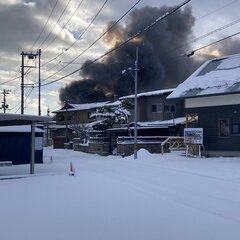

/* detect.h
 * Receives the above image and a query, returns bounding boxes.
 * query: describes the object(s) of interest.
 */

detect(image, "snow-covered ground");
[1,148,240,240]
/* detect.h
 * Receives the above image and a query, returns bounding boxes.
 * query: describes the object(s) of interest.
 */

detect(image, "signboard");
[184,128,203,145]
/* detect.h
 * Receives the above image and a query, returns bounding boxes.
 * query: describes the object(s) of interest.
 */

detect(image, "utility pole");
[0,89,11,113]
[122,47,139,159]
[38,49,41,116]
[46,106,50,146]
[133,47,139,160]
[20,50,40,114]
[21,51,24,114]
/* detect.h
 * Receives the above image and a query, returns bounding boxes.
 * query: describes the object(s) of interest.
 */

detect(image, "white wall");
[185,94,240,108]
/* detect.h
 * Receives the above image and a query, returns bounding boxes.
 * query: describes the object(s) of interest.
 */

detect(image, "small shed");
[0,125,44,165]
[0,113,52,174]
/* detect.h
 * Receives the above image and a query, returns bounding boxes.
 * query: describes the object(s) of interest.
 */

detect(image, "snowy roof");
[168,53,240,99]
[119,88,175,100]
[129,117,187,128]
[0,125,44,133]
[52,102,110,113]
[0,113,52,123]
[105,100,122,107]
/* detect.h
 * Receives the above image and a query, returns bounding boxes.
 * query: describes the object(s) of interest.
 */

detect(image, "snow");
[168,53,240,99]
[0,125,44,133]
[137,117,187,127]
[1,148,240,240]
[120,88,175,100]
[53,102,110,113]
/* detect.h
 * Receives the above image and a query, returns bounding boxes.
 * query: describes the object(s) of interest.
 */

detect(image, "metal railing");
[117,136,169,144]
[161,136,185,154]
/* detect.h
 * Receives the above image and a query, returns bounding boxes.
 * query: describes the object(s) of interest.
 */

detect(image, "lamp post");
[122,47,139,159]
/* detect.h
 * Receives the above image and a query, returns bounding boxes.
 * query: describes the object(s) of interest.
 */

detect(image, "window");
[232,123,240,135]
[164,104,176,113]
[151,104,162,113]
[67,115,74,121]
[57,115,64,121]
[219,119,230,137]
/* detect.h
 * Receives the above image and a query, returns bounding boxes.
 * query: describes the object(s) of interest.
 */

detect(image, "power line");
[42,0,85,51]
[165,30,240,64]
[165,16,240,57]
[24,0,109,81]
[190,30,240,54]
[41,0,142,83]
[38,0,73,49]
[28,0,238,81]
[41,0,191,87]
[30,0,59,51]
[41,0,109,70]
[197,0,239,20]
[0,72,20,86]
[14,87,34,113]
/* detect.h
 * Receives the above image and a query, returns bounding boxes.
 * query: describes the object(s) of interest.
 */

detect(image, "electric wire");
[14,87,34,113]
[164,29,240,65]
[0,72,20,86]
[37,0,73,49]
[23,0,109,81]
[41,0,142,83]
[165,16,240,57]
[197,0,239,20]
[41,0,191,87]
[30,0,59,51]
[13,0,240,85]
[42,0,85,51]
[190,30,240,54]
[41,0,239,79]
[41,0,109,70]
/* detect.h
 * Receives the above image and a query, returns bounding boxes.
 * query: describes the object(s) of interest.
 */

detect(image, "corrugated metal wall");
[0,132,43,165]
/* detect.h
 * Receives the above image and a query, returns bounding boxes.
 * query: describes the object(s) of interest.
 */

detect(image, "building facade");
[168,53,240,156]
[120,88,185,123]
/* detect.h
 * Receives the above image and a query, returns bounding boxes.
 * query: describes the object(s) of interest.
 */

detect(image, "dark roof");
[0,113,52,126]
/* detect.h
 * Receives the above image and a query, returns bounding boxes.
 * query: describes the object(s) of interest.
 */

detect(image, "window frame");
[151,103,162,113]
[164,104,176,113]
[231,123,240,135]
[219,119,230,137]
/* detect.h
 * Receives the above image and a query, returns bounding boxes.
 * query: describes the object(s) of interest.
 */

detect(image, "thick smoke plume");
[59,5,237,104]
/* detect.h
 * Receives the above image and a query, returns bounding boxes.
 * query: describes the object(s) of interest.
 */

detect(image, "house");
[52,101,110,125]
[168,53,240,156]
[51,101,110,148]
[120,88,184,123]
[52,90,185,153]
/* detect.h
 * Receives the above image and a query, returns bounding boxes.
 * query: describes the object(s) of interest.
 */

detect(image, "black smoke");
[59,4,236,104]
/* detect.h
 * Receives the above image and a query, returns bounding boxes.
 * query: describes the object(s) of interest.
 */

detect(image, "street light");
[122,47,139,159]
